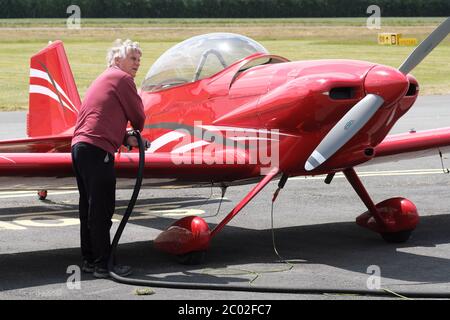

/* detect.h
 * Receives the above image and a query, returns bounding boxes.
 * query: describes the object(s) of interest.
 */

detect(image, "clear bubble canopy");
[142,33,269,92]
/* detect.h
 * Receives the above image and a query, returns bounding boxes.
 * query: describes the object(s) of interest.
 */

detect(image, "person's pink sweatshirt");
[72,67,145,154]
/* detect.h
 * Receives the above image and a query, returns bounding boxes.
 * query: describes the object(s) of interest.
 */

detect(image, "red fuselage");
[140,53,418,178]
[0,53,419,190]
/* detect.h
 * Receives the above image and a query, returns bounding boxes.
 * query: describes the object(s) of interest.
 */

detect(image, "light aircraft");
[1,18,450,263]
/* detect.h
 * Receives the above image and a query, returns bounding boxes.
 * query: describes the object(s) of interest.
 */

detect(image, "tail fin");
[27,40,81,137]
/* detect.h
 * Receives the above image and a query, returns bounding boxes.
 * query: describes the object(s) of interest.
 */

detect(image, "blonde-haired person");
[71,39,150,278]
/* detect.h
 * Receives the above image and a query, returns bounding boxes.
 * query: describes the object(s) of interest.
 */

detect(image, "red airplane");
[1,18,450,263]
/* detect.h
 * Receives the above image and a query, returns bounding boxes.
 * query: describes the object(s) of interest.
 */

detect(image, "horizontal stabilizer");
[0,135,72,153]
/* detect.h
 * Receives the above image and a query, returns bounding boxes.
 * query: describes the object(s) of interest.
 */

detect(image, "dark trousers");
[71,142,116,268]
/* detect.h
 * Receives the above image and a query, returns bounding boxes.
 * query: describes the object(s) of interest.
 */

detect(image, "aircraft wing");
[370,127,450,165]
[0,150,258,190]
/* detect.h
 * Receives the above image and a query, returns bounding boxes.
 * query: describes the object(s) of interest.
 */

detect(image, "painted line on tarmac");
[0,168,445,230]
[289,168,445,181]
[0,191,33,195]
[0,203,206,230]
[0,191,78,199]
[0,200,207,220]
[0,169,445,199]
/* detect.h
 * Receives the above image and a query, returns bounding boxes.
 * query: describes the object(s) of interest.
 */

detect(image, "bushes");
[0,0,449,18]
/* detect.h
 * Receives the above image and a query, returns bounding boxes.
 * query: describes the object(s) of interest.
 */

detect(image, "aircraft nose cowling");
[364,66,409,103]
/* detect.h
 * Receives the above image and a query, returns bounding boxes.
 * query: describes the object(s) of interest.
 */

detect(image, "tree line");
[1,0,449,18]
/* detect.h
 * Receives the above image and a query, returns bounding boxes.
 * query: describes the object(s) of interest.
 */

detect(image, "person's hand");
[125,135,151,150]
[126,135,139,148]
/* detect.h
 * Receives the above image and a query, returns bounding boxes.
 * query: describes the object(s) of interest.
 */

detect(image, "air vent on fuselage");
[406,83,417,96]
[329,87,356,100]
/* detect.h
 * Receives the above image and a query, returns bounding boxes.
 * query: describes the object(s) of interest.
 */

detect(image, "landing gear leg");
[154,168,280,263]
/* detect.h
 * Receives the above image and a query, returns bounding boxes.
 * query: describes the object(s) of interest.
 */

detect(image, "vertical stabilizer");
[28,41,81,137]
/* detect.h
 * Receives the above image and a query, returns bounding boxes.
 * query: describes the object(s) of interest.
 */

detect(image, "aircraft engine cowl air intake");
[304,65,410,172]
[364,66,409,104]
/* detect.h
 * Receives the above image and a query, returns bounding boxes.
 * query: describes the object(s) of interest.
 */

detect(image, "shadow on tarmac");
[1,207,450,292]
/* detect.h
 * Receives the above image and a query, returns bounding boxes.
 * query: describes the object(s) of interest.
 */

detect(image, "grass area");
[1,18,449,111]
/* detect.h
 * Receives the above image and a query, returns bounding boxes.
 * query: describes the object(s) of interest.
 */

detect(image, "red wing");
[370,127,450,165]
[0,135,73,153]
[0,152,256,184]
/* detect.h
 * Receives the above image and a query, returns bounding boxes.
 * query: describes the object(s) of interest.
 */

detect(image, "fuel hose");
[107,131,450,299]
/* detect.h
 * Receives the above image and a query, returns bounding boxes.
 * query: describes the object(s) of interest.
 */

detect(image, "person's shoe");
[81,260,95,273]
[93,265,132,279]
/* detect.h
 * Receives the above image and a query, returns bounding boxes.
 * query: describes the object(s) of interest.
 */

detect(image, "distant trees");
[1,0,449,18]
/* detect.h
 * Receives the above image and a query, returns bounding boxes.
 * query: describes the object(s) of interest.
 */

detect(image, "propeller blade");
[399,17,450,75]
[305,94,384,171]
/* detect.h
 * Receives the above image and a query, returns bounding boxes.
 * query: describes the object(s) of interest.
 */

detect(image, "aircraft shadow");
[0,196,224,216]
[1,213,450,292]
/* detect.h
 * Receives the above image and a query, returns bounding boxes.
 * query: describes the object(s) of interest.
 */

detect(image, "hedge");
[0,0,449,18]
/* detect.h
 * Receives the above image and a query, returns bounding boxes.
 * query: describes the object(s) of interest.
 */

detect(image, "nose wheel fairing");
[356,197,419,239]
[153,216,211,255]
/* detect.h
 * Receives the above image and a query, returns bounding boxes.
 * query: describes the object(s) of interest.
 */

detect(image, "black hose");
[108,130,145,278]
[107,131,450,299]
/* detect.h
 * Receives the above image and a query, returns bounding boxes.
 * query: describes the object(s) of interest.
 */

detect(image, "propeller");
[399,17,450,75]
[305,94,384,171]
[305,17,450,171]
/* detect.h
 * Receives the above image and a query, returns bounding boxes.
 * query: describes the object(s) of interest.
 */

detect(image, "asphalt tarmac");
[1,95,450,301]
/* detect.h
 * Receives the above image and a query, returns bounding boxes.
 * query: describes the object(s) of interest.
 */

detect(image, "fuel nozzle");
[124,130,151,151]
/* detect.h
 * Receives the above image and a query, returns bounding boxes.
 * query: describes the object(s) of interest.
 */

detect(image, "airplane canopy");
[142,33,269,92]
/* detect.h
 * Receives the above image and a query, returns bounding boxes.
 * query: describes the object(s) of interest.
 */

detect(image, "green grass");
[1,18,449,111]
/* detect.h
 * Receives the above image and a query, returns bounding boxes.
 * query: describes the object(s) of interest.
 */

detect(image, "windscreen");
[142,33,269,92]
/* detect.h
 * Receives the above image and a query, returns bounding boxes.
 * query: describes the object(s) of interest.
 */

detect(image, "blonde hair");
[106,39,142,67]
